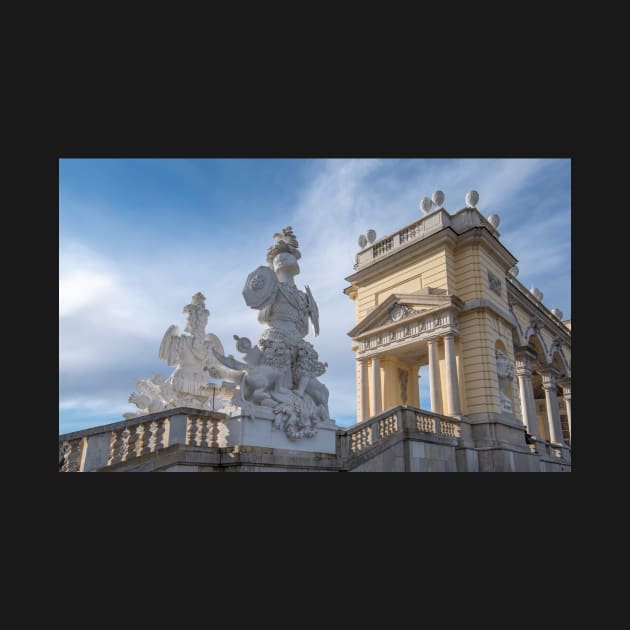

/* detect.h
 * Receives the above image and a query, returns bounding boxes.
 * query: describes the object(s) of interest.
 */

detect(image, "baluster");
[137,423,153,457]
[207,420,218,447]
[368,421,377,445]
[108,430,125,466]
[155,419,168,450]
[186,416,198,446]
[198,418,210,447]
[216,421,228,448]
[118,428,131,461]
[70,438,84,471]
[59,443,68,471]
[124,425,142,460]
[59,439,83,472]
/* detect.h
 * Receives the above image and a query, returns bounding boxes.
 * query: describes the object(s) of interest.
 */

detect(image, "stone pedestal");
[225,407,339,454]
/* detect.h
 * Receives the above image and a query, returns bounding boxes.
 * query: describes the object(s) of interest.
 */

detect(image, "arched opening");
[551,351,571,444]
[527,335,550,442]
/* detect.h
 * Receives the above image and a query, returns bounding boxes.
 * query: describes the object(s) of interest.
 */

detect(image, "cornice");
[507,279,571,344]
[455,227,518,270]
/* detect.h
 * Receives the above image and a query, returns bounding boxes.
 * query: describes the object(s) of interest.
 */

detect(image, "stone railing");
[536,440,569,460]
[355,208,499,269]
[59,408,227,472]
[524,436,570,462]
[344,409,403,456]
[414,411,461,439]
[356,212,450,268]
[337,406,461,462]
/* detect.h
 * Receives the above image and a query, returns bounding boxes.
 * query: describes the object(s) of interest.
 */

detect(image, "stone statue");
[123,375,174,419]
[496,349,515,414]
[213,226,331,440]
[124,292,234,419]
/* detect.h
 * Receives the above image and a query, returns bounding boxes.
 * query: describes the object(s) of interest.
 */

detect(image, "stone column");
[359,358,370,421]
[427,338,442,414]
[370,355,382,417]
[515,354,540,440]
[559,379,571,442]
[541,371,564,445]
[443,333,461,416]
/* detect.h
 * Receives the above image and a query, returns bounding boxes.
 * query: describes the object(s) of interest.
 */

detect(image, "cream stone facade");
[344,197,571,471]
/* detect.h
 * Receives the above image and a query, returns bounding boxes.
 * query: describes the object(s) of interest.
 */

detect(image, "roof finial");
[431,190,445,209]
[465,190,479,208]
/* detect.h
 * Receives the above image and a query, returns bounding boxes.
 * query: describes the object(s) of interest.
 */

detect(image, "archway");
[550,351,571,444]
[526,335,550,442]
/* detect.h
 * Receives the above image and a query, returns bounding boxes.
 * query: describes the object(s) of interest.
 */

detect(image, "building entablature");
[348,292,463,357]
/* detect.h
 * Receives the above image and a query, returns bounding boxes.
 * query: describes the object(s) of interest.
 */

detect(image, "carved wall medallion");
[488,271,502,296]
[389,303,424,323]
[390,304,407,321]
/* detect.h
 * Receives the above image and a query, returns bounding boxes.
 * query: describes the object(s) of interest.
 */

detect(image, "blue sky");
[59,158,571,434]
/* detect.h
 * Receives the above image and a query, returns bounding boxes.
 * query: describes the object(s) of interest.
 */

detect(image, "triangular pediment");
[348,291,457,338]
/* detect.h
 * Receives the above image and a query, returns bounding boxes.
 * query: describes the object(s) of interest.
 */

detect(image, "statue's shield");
[243,266,278,309]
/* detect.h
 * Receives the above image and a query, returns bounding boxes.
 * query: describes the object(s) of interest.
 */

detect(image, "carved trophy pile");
[212,226,330,440]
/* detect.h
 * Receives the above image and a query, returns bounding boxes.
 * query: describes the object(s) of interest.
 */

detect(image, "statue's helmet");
[272,251,300,276]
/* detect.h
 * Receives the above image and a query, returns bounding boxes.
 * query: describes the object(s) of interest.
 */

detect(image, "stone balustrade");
[337,406,461,461]
[355,208,498,269]
[414,411,461,438]
[59,408,227,472]
[58,404,571,471]
[61,405,461,471]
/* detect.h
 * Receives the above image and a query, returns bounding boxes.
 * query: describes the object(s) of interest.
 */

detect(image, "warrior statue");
[214,226,331,440]
[124,292,235,418]
[496,349,515,414]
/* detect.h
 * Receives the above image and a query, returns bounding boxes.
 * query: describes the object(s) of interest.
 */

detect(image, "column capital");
[426,336,440,346]
[515,355,533,376]
[557,378,571,393]
[541,371,557,390]
[442,331,455,340]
